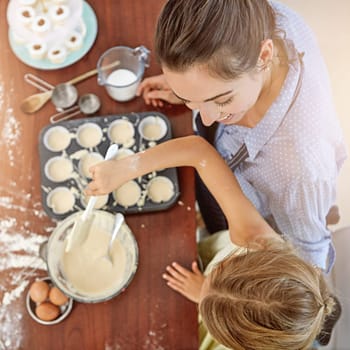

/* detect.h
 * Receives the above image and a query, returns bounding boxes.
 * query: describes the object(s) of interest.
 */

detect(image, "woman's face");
[163,65,265,127]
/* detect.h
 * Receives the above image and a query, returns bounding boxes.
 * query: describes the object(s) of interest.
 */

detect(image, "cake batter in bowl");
[40,210,138,303]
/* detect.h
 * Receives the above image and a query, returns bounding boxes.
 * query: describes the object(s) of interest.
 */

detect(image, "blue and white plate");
[8,1,98,70]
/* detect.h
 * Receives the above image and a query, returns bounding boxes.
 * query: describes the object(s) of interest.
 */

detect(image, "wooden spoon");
[20,60,120,114]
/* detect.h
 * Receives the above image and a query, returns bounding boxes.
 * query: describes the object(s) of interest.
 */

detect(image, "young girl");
[136,0,347,273]
[86,135,335,350]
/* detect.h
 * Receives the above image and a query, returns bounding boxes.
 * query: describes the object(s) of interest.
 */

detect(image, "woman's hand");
[162,261,205,303]
[136,74,183,107]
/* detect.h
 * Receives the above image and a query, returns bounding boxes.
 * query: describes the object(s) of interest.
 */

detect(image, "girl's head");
[199,241,334,350]
[155,0,285,126]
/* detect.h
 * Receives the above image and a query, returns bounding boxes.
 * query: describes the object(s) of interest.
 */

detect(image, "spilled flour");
[0,76,55,349]
[0,190,51,350]
[0,81,22,168]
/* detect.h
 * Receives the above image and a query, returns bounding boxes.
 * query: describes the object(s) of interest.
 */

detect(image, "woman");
[85,135,335,350]
[136,0,347,273]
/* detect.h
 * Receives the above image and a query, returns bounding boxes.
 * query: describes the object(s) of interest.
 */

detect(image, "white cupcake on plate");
[65,30,83,51]
[17,6,36,26]
[49,5,70,24]
[31,15,51,34]
[27,42,47,60]
[47,46,67,64]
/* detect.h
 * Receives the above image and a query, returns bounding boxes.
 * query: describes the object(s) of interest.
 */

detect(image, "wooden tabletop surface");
[0,1,198,349]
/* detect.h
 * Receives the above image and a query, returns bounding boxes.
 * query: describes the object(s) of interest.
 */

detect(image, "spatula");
[65,144,119,252]
[101,212,124,264]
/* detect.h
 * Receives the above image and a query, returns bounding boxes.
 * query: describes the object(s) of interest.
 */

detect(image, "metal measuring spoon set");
[24,74,101,123]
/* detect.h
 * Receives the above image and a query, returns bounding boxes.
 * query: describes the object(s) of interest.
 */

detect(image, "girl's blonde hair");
[155,0,283,79]
[199,240,335,350]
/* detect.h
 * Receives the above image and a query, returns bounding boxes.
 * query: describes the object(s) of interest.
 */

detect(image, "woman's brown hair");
[199,240,335,350]
[155,0,281,79]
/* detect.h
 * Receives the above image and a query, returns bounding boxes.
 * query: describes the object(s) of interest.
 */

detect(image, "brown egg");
[49,286,69,306]
[35,302,60,321]
[29,280,50,303]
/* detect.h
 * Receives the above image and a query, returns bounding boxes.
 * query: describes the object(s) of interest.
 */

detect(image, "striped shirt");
[215,1,347,272]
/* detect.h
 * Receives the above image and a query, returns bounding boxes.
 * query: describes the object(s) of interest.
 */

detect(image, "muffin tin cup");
[46,186,75,214]
[39,112,180,220]
[138,115,168,141]
[43,125,72,152]
[107,119,135,148]
[78,152,104,178]
[76,122,103,148]
[44,156,74,183]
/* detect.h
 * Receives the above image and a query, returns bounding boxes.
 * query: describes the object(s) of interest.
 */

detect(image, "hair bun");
[324,296,335,316]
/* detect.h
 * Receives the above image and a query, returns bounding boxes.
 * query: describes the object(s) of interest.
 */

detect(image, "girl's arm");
[86,135,276,246]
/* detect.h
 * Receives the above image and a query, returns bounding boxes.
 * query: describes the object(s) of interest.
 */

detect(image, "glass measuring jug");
[97,46,150,102]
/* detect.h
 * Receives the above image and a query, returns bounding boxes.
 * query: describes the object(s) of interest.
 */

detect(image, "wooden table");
[0,1,198,349]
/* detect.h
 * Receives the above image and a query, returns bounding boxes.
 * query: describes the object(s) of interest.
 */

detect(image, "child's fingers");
[86,180,99,192]
[165,265,187,282]
[162,273,178,285]
[162,273,188,294]
[151,99,159,107]
[170,262,193,277]
[85,180,109,196]
[166,281,188,294]
[191,261,202,275]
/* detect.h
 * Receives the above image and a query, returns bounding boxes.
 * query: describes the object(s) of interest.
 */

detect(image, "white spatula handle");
[83,144,119,219]
[104,144,119,161]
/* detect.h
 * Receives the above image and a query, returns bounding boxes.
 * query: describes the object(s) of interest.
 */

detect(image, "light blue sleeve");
[269,177,336,272]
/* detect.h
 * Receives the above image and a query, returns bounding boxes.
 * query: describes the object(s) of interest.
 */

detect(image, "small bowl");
[26,277,73,325]
[138,115,167,141]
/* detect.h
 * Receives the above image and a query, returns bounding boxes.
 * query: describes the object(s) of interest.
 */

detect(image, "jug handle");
[134,46,150,68]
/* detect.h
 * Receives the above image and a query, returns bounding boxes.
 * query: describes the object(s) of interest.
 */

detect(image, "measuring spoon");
[20,60,120,114]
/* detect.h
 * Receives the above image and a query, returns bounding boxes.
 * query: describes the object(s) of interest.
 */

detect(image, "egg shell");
[35,302,60,321]
[29,280,50,303]
[49,286,69,306]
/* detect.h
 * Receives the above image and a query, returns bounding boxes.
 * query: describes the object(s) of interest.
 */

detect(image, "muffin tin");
[38,111,180,220]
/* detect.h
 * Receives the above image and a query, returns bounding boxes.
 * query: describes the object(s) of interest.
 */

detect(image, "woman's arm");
[86,135,276,246]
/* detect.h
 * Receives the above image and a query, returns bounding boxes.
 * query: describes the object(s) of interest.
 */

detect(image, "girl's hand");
[136,74,183,107]
[162,261,205,303]
[85,160,123,196]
